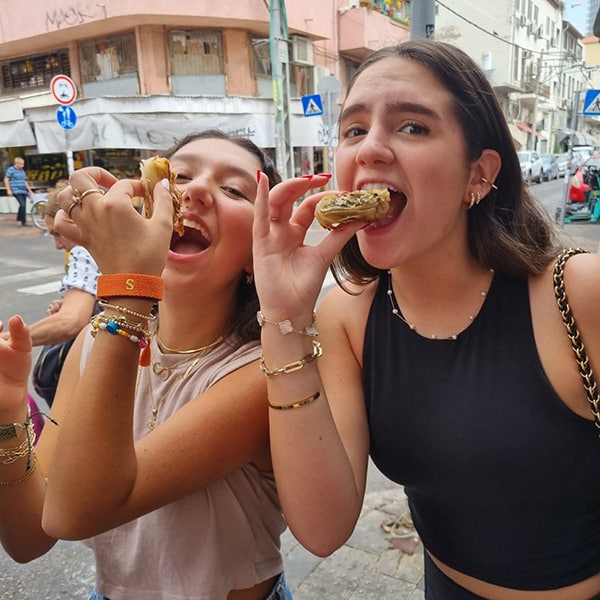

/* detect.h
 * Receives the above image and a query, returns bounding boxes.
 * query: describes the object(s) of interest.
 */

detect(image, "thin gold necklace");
[386,269,494,341]
[145,333,224,431]
[156,334,224,355]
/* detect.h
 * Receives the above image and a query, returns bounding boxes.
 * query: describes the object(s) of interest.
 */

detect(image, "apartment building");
[435,0,592,152]
[0,0,410,189]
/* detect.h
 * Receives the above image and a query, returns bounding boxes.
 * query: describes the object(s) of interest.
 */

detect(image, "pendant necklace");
[145,332,224,431]
[386,269,494,341]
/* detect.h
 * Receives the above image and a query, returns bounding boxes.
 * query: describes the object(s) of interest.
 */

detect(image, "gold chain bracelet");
[259,341,323,378]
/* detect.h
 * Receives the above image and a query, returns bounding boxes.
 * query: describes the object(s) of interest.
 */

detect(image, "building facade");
[0,0,410,190]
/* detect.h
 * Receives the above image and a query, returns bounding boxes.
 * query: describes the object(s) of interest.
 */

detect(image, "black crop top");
[363,273,600,590]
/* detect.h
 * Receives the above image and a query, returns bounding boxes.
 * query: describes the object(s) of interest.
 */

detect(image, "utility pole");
[529,51,543,151]
[269,0,294,179]
[410,0,435,39]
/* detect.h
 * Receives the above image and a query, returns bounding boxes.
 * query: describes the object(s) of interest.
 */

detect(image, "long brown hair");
[332,40,561,288]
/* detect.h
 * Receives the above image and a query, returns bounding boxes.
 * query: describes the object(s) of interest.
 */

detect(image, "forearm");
[262,326,365,556]
[43,315,144,539]
[28,313,87,346]
[0,415,57,561]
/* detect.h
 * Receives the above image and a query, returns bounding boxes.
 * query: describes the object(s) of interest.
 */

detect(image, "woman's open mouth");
[170,220,211,255]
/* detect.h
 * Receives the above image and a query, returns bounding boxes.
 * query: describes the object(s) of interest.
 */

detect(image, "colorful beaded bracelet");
[91,317,149,349]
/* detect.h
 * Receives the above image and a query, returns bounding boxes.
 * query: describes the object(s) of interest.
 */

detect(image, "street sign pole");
[317,76,341,188]
[65,130,74,176]
[50,74,78,178]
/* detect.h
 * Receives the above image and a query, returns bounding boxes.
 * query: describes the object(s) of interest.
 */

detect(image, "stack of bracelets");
[256,310,323,411]
[93,273,164,366]
[0,410,38,485]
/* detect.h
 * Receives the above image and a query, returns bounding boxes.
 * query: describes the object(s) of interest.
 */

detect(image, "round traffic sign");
[50,74,77,105]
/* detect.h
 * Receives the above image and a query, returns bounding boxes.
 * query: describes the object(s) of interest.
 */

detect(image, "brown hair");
[331,40,561,288]
[43,180,70,218]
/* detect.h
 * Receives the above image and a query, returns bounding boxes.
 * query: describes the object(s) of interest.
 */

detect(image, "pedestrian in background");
[253,39,600,599]
[3,157,34,226]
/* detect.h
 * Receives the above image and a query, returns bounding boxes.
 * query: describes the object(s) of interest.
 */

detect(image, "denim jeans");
[89,571,294,600]
[13,193,27,225]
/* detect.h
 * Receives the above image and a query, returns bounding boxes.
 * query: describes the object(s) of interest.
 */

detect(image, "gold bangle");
[259,341,323,378]
[269,392,320,410]
[0,455,38,486]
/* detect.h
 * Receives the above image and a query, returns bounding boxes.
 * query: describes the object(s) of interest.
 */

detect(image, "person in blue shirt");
[3,157,34,226]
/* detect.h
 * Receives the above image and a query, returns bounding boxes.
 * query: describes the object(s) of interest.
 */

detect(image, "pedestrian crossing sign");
[301,94,323,117]
[583,89,600,116]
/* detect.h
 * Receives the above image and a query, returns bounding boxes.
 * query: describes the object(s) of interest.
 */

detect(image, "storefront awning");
[556,129,600,147]
[0,119,36,147]
[24,96,336,152]
[516,122,533,133]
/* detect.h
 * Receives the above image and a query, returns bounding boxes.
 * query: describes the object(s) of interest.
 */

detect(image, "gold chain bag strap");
[553,247,600,432]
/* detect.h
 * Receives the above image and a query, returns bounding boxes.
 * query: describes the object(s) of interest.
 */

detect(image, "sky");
[563,0,588,35]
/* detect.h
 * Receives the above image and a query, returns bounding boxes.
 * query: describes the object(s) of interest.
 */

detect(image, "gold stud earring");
[246,272,254,285]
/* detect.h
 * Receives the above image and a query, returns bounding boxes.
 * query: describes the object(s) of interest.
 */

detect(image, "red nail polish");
[319,173,333,180]
[300,174,314,179]
[257,170,261,183]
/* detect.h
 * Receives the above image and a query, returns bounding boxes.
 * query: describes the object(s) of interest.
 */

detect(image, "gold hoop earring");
[476,190,482,205]
[467,191,476,210]
[481,177,498,190]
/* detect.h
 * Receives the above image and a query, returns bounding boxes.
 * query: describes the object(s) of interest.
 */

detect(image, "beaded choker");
[386,269,494,341]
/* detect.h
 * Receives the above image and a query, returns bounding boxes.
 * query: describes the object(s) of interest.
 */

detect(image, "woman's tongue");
[171,240,207,255]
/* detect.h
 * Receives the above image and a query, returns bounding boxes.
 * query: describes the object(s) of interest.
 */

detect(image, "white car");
[518,150,543,183]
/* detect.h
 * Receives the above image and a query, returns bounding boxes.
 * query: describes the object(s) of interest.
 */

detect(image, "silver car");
[517,150,543,183]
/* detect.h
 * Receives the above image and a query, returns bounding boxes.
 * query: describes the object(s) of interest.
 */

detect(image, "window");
[1,50,70,92]
[251,37,272,78]
[170,30,224,76]
[80,34,137,82]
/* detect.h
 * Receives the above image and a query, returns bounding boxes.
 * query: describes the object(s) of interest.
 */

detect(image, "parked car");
[568,154,600,202]
[540,153,559,181]
[517,150,543,183]
[553,152,571,177]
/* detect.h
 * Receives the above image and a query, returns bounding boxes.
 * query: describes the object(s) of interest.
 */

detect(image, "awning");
[0,119,36,147]
[516,122,533,133]
[25,95,337,152]
[556,129,600,147]
[508,123,525,149]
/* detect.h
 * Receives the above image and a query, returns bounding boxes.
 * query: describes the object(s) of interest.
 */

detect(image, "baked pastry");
[139,156,184,236]
[315,188,391,230]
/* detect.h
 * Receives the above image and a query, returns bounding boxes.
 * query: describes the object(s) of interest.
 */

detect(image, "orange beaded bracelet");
[97,273,164,301]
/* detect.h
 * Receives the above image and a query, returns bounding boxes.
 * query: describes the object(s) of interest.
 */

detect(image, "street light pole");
[269,0,295,179]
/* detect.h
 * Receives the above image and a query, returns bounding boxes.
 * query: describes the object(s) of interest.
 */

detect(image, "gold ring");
[79,188,105,201]
[67,198,81,218]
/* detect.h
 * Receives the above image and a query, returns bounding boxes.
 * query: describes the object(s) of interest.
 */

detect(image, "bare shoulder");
[318,279,379,366]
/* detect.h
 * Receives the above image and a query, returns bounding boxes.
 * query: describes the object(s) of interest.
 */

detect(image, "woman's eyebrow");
[340,100,440,122]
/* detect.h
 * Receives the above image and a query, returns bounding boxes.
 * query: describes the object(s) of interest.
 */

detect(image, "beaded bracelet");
[90,315,150,349]
[98,300,156,322]
[259,341,323,378]
[97,273,164,301]
[257,311,318,337]
[268,391,320,410]
[0,455,39,486]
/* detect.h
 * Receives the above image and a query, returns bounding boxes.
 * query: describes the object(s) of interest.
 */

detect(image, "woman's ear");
[470,149,501,189]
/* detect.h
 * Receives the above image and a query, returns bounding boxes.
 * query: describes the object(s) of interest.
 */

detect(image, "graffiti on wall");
[46,3,107,31]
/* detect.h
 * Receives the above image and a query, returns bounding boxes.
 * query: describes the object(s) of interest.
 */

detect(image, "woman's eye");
[342,126,367,139]
[222,186,249,201]
[400,122,428,135]
[174,174,192,183]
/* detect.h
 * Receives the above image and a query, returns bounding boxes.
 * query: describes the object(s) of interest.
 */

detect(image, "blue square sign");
[583,89,600,116]
[301,94,323,117]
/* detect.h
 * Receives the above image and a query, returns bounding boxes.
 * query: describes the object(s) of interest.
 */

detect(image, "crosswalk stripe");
[17,281,61,295]
[0,266,64,285]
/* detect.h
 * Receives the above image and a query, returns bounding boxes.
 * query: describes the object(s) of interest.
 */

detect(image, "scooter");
[563,164,600,223]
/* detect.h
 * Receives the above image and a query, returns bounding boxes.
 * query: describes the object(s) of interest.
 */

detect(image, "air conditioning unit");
[536,27,544,39]
[519,15,527,27]
[291,36,314,65]
[526,23,533,36]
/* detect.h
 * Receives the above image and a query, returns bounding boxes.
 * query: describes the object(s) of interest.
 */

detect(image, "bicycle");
[30,198,48,231]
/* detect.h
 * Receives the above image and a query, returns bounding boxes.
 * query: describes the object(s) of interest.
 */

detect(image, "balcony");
[338,4,410,62]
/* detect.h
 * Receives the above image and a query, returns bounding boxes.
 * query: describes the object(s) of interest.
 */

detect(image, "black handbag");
[32,338,75,407]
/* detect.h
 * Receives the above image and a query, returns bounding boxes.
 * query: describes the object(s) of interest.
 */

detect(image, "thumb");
[7,315,32,353]
[151,178,176,230]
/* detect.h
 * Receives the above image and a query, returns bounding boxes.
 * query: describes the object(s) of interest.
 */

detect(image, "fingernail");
[257,170,262,183]
[300,174,314,179]
[319,173,333,180]
[160,178,170,190]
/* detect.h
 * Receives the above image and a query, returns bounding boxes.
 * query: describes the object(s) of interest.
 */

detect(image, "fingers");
[5,315,32,353]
